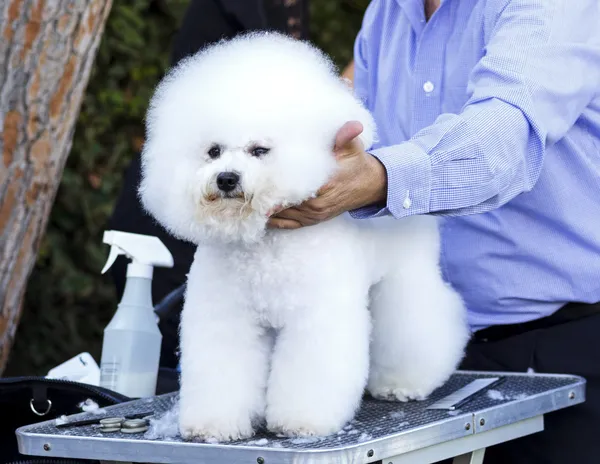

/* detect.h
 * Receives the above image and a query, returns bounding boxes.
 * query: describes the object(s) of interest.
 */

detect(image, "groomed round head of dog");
[139,32,376,244]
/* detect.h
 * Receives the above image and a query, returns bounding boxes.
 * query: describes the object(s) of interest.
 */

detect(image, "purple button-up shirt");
[350,0,600,331]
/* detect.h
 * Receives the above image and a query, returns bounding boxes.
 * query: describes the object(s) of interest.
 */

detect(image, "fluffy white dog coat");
[139,32,470,441]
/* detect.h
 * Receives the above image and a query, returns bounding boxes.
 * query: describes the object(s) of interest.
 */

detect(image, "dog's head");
[139,32,376,244]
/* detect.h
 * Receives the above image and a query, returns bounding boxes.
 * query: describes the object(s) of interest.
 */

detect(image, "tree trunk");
[0,0,113,374]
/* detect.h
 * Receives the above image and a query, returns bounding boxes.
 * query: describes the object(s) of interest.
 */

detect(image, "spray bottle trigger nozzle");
[101,230,173,277]
[101,246,123,274]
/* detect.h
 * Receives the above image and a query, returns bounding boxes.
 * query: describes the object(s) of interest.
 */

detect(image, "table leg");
[452,448,486,464]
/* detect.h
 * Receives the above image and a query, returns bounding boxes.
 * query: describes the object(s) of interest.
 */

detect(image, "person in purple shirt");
[269,0,600,462]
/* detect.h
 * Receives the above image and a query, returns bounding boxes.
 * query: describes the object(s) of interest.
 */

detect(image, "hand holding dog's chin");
[267,125,388,230]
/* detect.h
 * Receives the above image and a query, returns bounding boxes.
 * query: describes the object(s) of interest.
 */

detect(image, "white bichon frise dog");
[139,32,469,441]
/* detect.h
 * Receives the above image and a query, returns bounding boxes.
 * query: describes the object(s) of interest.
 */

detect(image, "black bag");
[1,286,184,464]
[0,366,181,464]
[0,368,181,464]
[0,376,130,464]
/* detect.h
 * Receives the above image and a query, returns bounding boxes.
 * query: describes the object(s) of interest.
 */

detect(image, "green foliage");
[5,0,369,376]
[310,0,370,68]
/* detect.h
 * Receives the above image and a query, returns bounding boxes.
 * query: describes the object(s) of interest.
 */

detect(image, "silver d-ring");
[30,398,52,416]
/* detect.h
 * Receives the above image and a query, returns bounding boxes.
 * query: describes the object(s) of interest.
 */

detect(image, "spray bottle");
[99,230,174,398]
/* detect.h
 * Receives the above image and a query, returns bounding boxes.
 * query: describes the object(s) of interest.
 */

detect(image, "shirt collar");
[395,0,448,33]
[395,0,426,33]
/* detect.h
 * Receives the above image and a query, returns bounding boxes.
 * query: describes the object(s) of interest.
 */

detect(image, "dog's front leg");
[266,286,371,437]
[178,257,270,442]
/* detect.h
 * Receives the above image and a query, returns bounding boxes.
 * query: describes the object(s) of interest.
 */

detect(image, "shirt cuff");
[349,142,432,219]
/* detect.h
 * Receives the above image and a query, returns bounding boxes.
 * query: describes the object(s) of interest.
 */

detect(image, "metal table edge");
[15,373,587,464]
[470,376,586,433]
[16,415,475,464]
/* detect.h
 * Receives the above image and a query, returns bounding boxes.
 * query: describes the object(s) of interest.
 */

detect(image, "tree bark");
[0,0,113,374]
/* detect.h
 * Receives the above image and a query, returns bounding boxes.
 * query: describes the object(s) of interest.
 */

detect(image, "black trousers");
[438,312,600,463]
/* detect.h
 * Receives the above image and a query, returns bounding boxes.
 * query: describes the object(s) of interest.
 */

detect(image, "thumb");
[334,120,364,152]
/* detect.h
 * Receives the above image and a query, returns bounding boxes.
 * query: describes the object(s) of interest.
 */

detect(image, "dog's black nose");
[216,172,240,192]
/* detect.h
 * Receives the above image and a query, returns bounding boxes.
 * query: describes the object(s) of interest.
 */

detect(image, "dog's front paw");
[179,417,254,442]
[367,366,444,402]
[179,422,254,443]
[367,383,430,402]
[179,403,255,442]
[266,403,345,437]
[266,415,339,438]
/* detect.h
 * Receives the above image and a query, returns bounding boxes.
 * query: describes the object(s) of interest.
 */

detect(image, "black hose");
[153,284,186,321]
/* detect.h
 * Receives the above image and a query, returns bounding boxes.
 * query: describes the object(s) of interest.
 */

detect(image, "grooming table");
[16,371,585,464]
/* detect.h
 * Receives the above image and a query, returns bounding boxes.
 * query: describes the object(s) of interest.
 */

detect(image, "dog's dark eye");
[208,145,221,159]
[251,146,270,157]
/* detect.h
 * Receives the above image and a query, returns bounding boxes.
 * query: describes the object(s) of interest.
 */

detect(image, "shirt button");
[403,191,412,209]
[423,81,435,93]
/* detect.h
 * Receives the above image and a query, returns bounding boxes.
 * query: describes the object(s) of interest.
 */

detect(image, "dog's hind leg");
[265,284,371,437]
[367,216,470,401]
[178,257,270,442]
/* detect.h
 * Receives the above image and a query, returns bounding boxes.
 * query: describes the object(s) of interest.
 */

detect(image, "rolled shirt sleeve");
[350,0,600,219]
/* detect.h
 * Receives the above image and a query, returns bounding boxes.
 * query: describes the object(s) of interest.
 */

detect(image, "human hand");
[267,121,387,230]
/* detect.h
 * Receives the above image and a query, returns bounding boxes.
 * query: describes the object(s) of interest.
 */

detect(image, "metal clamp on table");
[16,371,585,464]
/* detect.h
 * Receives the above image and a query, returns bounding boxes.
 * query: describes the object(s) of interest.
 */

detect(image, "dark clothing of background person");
[107,0,310,369]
